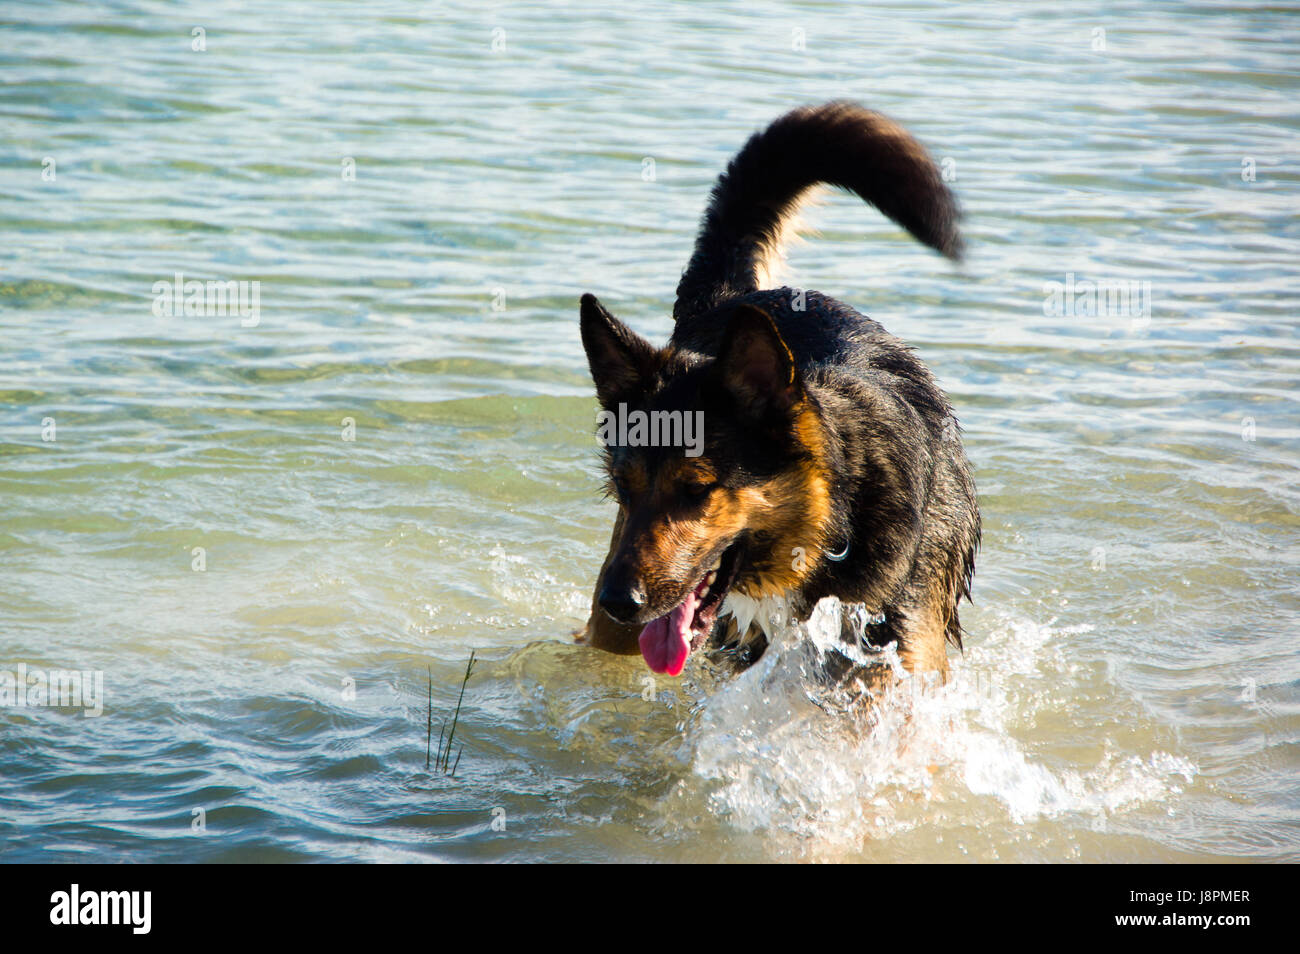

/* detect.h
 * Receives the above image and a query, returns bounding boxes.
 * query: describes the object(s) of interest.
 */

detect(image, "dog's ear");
[580,294,656,408]
[715,304,799,416]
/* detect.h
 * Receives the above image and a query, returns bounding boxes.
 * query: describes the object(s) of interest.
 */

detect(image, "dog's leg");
[573,508,643,655]
[703,614,768,672]
[894,603,952,680]
[889,529,968,681]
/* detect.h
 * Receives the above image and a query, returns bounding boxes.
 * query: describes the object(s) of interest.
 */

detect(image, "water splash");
[682,598,1196,853]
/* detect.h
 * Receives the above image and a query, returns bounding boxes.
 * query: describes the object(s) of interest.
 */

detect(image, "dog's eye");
[682,482,716,504]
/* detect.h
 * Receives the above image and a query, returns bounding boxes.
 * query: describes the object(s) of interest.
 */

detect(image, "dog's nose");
[598,578,646,624]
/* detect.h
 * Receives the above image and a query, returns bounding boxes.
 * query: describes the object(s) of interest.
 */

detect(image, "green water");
[1,0,1297,862]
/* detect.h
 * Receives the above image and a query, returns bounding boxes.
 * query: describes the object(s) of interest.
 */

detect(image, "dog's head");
[579,294,832,675]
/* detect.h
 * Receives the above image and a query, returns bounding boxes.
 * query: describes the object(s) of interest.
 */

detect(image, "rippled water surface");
[1,1,1297,862]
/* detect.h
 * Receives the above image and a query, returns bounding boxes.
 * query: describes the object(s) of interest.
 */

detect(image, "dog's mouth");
[638,540,743,677]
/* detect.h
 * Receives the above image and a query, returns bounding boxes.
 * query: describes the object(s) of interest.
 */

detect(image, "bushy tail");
[673,102,962,321]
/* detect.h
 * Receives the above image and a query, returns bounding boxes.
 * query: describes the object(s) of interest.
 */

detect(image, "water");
[1,0,1296,862]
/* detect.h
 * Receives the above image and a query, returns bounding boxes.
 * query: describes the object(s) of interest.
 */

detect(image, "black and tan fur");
[575,102,979,678]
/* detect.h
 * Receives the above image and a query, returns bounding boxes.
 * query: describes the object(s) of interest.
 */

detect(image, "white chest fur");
[720,591,795,643]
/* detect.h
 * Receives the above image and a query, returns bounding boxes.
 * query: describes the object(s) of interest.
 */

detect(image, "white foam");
[684,598,1196,853]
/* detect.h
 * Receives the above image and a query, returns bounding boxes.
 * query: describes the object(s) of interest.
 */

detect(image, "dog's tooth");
[705,571,717,586]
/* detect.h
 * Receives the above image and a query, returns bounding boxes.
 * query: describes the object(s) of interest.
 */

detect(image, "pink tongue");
[638,586,702,677]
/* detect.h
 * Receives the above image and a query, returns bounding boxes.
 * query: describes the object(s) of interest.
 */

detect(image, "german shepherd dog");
[575,102,979,682]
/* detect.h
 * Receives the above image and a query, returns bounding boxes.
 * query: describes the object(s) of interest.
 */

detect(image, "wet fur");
[576,102,979,678]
